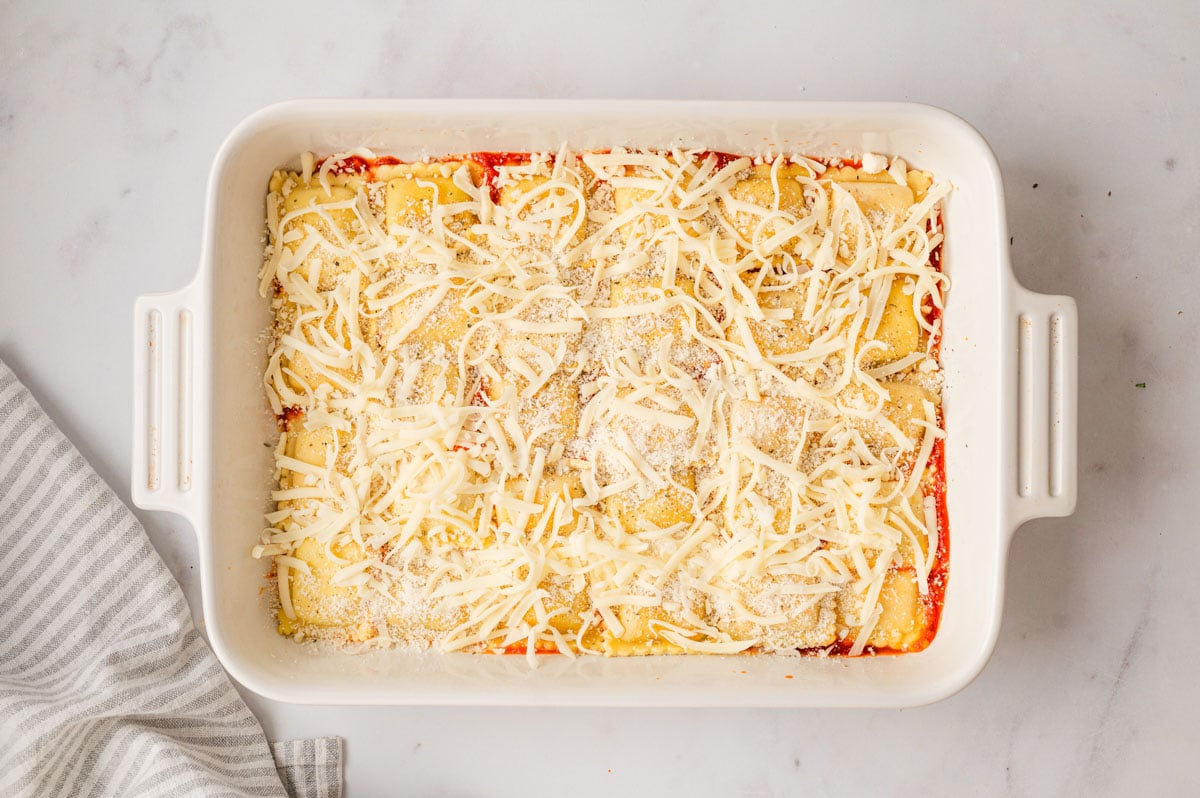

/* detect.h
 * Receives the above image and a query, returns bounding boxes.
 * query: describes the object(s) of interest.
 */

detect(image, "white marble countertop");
[1,1,1196,794]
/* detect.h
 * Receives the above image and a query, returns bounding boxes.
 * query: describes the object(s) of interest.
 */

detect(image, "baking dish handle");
[131,282,202,522]
[1009,285,1078,526]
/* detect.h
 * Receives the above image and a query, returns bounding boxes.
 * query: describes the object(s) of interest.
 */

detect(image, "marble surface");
[1,1,1196,794]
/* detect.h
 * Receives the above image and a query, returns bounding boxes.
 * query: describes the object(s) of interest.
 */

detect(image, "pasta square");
[382,161,481,240]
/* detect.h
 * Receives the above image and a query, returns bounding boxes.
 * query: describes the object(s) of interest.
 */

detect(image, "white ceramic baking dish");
[131,100,1076,707]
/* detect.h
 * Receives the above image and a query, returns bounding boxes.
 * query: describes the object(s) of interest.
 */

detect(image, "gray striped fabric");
[0,360,342,798]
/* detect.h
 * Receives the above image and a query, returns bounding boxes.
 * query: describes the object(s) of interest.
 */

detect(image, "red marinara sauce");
[313,154,401,178]
[693,150,745,171]
[915,207,951,651]
[466,152,535,202]
[277,405,304,432]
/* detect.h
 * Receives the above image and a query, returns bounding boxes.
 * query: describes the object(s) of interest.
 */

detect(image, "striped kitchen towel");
[0,360,342,798]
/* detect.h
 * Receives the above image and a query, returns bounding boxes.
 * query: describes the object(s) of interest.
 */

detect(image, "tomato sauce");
[925,209,950,650]
[313,154,401,178]
[918,209,951,651]
[277,404,304,431]
[694,150,745,171]
[924,210,946,360]
[465,151,535,202]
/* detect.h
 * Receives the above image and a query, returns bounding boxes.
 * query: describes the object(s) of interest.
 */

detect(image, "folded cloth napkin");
[0,361,342,797]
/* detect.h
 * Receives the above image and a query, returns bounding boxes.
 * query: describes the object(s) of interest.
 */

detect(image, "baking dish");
[131,99,1076,707]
